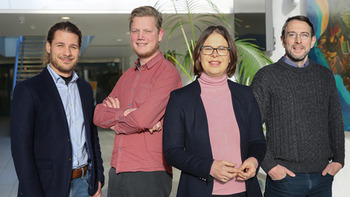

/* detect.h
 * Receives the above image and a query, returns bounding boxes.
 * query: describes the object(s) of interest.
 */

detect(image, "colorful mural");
[307,0,350,131]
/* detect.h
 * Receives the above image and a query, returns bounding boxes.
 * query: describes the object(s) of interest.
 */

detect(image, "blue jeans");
[264,171,334,197]
[69,170,90,197]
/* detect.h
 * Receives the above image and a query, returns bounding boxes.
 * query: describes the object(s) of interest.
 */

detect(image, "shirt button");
[128,104,131,106]
[138,74,141,76]
[119,148,122,151]
[132,88,135,91]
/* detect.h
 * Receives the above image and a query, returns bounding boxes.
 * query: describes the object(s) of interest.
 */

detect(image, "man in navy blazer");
[10,21,104,197]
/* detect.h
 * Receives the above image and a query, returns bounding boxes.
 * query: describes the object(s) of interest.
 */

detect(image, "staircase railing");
[11,36,46,96]
[12,36,23,95]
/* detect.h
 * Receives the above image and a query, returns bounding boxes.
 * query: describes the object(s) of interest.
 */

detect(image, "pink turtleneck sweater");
[198,73,246,195]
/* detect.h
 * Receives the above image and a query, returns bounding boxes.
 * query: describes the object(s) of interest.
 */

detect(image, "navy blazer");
[163,79,266,197]
[11,67,104,197]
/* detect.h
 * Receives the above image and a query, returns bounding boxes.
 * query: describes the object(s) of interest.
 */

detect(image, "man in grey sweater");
[251,15,344,196]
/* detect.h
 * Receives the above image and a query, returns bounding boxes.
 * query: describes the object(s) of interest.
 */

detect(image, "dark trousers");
[212,191,247,197]
[107,167,172,197]
[264,172,334,197]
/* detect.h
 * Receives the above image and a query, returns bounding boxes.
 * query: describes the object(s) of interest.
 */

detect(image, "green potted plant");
[157,0,273,85]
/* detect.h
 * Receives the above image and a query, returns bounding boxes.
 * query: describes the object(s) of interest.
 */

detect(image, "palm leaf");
[235,39,273,85]
[158,0,272,84]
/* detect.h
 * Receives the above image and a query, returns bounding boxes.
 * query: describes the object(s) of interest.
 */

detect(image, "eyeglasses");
[285,32,311,40]
[201,46,230,56]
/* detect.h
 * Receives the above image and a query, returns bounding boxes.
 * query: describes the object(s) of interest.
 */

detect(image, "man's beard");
[285,49,309,63]
[50,55,77,74]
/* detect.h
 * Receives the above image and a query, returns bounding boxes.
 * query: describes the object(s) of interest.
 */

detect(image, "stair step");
[23,37,46,41]
[14,36,47,85]
[20,60,43,64]
[19,47,45,51]
[17,73,39,78]
[18,54,44,57]
[18,64,43,67]
[19,51,44,57]
[20,57,41,60]
[18,67,44,71]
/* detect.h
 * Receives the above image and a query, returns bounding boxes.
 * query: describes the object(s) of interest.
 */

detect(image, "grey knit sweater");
[251,57,344,174]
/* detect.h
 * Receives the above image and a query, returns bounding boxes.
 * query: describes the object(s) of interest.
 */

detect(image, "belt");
[72,166,88,179]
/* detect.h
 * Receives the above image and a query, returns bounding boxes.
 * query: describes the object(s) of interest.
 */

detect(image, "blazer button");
[68,158,72,162]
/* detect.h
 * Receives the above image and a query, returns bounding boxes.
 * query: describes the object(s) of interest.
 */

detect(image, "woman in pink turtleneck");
[163,26,266,197]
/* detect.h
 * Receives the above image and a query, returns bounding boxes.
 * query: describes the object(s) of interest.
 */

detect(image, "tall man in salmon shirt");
[93,6,182,197]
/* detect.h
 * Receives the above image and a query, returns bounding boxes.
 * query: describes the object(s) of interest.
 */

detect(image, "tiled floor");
[0,117,18,197]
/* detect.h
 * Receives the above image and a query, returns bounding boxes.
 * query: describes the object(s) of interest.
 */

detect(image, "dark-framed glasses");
[201,46,230,56]
[285,32,310,40]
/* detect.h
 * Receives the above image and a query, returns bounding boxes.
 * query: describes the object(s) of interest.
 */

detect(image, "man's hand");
[148,121,162,134]
[237,157,258,181]
[90,181,102,197]
[103,97,120,108]
[268,164,295,180]
[211,160,241,183]
[322,162,342,176]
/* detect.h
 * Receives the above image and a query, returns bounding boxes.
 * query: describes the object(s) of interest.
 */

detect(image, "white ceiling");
[0,13,137,61]
[0,13,223,63]
[0,0,271,63]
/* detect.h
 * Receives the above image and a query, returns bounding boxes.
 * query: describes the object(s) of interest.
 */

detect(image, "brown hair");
[193,25,237,77]
[43,21,82,66]
[129,6,162,32]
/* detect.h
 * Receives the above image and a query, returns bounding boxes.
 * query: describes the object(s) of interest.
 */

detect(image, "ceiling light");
[116,39,122,42]
[61,16,70,20]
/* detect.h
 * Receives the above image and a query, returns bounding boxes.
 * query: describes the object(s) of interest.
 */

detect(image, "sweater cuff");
[261,159,278,174]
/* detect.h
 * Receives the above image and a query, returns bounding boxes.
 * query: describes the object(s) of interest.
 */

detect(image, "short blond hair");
[129,6,162,32]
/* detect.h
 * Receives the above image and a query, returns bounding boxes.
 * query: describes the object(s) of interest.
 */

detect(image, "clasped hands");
[103,96,161,133]
[211,157,258,183]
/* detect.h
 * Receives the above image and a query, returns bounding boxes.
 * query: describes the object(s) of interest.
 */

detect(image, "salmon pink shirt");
[94,52,182,174]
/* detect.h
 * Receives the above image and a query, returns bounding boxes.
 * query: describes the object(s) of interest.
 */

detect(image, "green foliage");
[159,0,273,85]
[235,39,273,85]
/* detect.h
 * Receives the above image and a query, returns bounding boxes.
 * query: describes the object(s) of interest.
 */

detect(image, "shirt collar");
[134,51,163,70]
[47,64,79,84]
[282,56,309,68]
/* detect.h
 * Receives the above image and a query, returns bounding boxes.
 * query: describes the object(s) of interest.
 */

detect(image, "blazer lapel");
[228,81,248,157]
[76,79,91,137]
[40,67,70,133]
